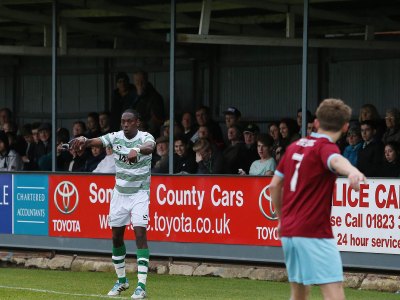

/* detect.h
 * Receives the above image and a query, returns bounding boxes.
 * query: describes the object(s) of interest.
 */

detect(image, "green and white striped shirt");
[99,130,155,194]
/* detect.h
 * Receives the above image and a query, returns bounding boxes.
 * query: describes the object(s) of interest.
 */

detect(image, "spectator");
[222,125,247,174]
[20,124,37,170]
[132,70,165,139]
[31,122,41,145]
[191,106,223,146]
[34,122,52,171]
[0,131,22,171]
[357,120,384,177]
[222,107,242,144]
[68,147,91,172]
[2,121,17,134]
[72,121,86,138]
[173,135,197,174]
[379,142,400,177]
[93,146,116,173]
[359,103,385,140]
[296,108,312,135]
[3,121,25,156]
[160,119,183,138]
[382,108,400,144]
[240,133,276,176]
[279,118,300,149]
[342,126,362,166]
[306,115,316,136]
[55,127,72,171]
[193,138,225,174]
[151,136,169,174]
[110,72,136,131]
[181,112,197,142]
[268,121,282,161]
[85,112,101,138]
[0,107,12,131]
[242,123,260,173]
[85,145,106,172]
[99,111,112,134]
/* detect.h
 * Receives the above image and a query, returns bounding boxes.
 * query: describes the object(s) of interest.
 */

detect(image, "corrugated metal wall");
[0,47,399,134]
[329,59,400,117]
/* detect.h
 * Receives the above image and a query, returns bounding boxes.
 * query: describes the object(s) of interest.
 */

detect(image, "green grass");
[0,267,398,299]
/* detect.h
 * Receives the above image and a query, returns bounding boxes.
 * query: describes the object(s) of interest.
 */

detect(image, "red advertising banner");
[49,175,115,239]
[48,175,279,246]
[47,174,400,254]
[148,176,279,246]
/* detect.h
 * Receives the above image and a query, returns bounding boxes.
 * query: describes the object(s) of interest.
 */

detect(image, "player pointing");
[72,109,155,299]
[270,99,366,300]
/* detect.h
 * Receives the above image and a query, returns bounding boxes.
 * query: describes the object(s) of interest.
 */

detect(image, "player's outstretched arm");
[330,154,366,191]
[71,136,103,150]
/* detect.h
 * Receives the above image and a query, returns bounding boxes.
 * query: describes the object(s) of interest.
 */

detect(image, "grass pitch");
[0,267,398,299]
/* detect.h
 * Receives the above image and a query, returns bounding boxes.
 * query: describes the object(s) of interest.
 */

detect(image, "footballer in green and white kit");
[71,109,155,299]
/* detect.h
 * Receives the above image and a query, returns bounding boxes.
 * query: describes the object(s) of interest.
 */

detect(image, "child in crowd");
[239,133,276,176]
[342,126,362,166]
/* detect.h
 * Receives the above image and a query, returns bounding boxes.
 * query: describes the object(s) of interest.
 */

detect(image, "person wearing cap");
[242,122,260,173]
[151,135,169,174]
[343,126,363,166]
[223,106,242,145]
[0,130,22,171]
[110,72,137,131]
[222,124,247,174]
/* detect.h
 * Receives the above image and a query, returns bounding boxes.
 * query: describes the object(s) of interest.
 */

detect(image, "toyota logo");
[259,185,277,221]
[54,181,79,214]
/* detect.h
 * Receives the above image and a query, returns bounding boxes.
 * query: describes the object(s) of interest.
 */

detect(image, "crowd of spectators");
[1,73,399,177]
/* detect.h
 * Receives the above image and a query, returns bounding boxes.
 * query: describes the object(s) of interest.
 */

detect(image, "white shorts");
[108,189,150,228]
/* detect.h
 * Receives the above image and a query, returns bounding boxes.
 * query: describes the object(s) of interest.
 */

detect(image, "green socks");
[112,244,126,283]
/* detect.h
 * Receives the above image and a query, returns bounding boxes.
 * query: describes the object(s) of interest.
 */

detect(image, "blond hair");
[192,138,211,153]
[316,98,351,132]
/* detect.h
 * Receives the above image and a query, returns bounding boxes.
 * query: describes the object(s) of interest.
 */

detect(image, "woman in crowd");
[382,108,400,144]
[379,142,400,177]
[358,104,385,140]
[268,121,281,161]
[173,135,197,174]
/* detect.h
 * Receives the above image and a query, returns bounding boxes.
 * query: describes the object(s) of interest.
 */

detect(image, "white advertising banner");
[332,178,400,254]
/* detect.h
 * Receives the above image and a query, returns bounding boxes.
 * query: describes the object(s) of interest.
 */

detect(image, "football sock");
[137,248,149,290]
[112,244,127,283]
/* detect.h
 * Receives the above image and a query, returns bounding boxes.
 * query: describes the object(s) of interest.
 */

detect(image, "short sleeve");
[99,132,116,147]
[319,142,340,171]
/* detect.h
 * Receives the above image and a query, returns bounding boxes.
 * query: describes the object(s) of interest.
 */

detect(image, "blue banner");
[0,174,12,234]
[13,174,48,235]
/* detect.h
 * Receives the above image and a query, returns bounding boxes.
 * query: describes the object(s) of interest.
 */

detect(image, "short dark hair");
[123,109,140,119]
[257,133,274,147]
[360,120,376,130]
[116,72,129,83]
